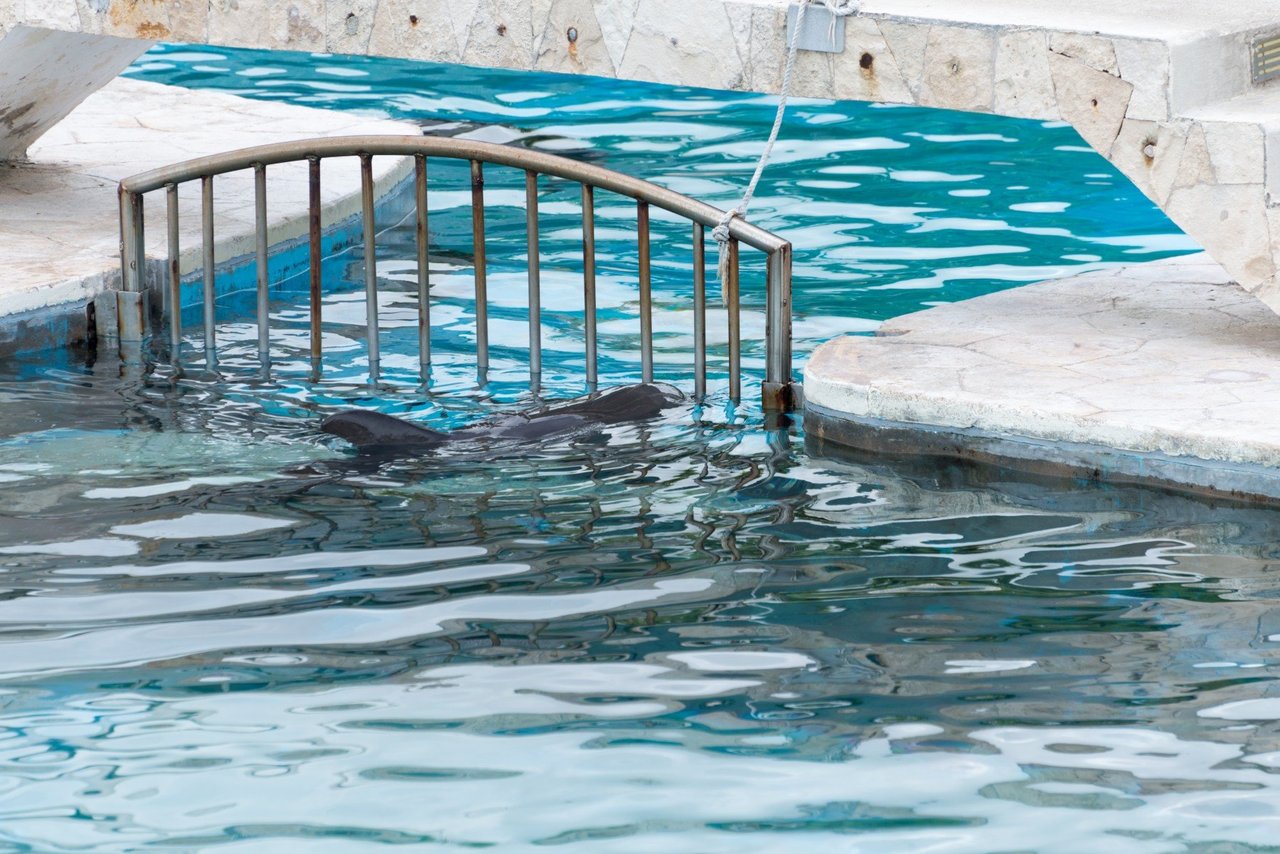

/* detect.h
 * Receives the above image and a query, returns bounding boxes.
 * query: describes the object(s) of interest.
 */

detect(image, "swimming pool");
[3,46,1278,853]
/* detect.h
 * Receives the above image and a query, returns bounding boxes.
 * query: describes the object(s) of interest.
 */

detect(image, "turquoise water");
[6,47,1280,854]
[122,45,1198,406]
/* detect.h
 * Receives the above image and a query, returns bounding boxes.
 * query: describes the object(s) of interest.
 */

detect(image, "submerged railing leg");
[693,222,706,400]
[308,155,323,373]
[116,188,148,363]
[582,184,597,391]
[471,160,489,384]
[165,183,181,362]
[201,174,216,363]
[119,187,145,294]
[254,163,270,367]
[526,170,542,393]
[361,153,380,381]
[762,244,796,413]
[637,200,653,384]
[415,154,430,383]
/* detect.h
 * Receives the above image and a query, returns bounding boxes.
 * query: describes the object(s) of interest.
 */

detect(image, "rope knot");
[713,208,741,287]
[821,0,858,17]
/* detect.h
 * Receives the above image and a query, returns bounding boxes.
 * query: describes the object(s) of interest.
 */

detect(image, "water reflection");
[1,348,1280,849]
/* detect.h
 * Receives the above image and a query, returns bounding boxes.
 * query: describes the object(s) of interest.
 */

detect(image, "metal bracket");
[762,380,802,413]
[787,3,846,54]
[92,291,119,343]
[116,289,149,344]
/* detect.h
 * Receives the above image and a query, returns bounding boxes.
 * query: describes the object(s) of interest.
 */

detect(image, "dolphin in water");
[320,383,684,452]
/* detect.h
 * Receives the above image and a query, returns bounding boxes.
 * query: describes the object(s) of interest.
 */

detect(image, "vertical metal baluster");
[165,183,180,361]
[692,222,706,399]
[118,189,144,293]
[201,174,216,361]
[526,170,541,391]
[582,184,597,390]
[637,200,652,384]
[360,153,379,381]
[308,156,322,371]
[116,189,146,364]
[254,163,270,366]
[764,244,794,412]
[114,189,146,365]
[415,154,430,382]
[727,238,741,404]
[471,160,488,382]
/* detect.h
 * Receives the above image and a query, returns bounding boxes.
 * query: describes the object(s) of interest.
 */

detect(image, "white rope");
[712,0,857,291]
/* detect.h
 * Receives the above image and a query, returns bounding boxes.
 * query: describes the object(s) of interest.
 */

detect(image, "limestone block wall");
[2,0,1279,312]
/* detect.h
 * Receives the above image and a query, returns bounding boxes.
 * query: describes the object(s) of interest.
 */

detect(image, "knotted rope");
[712,0,857,290]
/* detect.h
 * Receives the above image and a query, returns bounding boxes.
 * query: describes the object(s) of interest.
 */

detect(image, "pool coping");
[0,77,420,357]
[801,253,1280,504]
[804,403,1280,504]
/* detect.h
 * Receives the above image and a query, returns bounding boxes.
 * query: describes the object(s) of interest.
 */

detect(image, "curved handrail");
[115,133,797,412]
[120,135,787,254]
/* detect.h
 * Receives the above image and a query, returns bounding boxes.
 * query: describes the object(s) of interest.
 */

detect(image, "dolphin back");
[320,410,450,450]
[528,383,683,425]
[320,384,683,452]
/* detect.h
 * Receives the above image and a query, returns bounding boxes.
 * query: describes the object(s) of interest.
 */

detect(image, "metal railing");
[117,135,798,411]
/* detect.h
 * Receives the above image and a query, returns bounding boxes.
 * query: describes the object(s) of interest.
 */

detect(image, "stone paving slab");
[803,253,1280,498]
[0,77,417,320]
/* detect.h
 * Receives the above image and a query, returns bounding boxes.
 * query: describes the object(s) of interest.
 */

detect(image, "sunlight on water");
[1,46,1274,854]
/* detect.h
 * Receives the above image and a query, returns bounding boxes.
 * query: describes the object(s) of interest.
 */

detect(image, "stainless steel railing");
[117,134,798,411]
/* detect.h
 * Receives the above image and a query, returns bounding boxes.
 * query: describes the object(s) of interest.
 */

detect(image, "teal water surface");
[3,47,1278,854]
[123,44,1199,404]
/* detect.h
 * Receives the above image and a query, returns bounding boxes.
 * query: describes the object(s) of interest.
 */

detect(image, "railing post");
[582,184,597,390]
[360,153,380,380]
[726,238,740,405]
[201,174,216,361]
[693,222,706,400]
[118,187,145,293]
[308,155,323,371]
[471,159,489,382]
[637,200,652,384]
[762,243,796,413]
[526,170,542,391]
[116,188,148,360]
[165,183,181,360]
[254,163,270,366]
[415,154,430,381]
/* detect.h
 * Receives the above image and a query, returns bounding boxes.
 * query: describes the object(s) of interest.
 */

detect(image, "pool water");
[123,44,1199,406]
[2,46,1278,853]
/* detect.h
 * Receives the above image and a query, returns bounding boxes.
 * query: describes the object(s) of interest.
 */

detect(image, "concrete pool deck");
[0,77,416,352]
[804,252,1280,500]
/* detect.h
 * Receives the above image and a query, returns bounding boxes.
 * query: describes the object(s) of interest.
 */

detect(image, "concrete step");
[803,253,1280,501]
[1180,87,1280,202]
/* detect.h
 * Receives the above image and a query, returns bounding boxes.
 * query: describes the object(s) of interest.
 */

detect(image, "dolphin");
[320,383,684,452]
